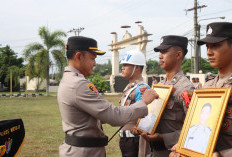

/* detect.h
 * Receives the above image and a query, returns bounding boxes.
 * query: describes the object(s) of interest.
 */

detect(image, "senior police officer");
[169,22,232,157]
[140,35,195,157]
[57,36,159,157]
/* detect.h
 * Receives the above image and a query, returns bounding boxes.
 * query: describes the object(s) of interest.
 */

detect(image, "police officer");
[57,36,159,157]
[198,22,232,157]
[169,22,232,157]
[141,35,195,157]
[119,50,151,157]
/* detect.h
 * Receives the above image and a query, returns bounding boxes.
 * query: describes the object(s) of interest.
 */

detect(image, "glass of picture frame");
[176,88,232,157]
[136,84,173,135]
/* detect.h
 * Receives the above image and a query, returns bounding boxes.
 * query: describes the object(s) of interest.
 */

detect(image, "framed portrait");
[136,84,174,135]
[176,88,232,157]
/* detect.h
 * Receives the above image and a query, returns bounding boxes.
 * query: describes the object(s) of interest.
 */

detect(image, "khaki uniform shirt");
[203,73,232,153]
[120,77,149,130]
[58,66,148,157]
[119,77,151,157]
[155,71,195,150]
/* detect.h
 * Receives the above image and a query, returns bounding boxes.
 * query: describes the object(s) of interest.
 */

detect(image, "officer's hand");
[142,89,159,105]
[141,132,162,142]
[130,127,140,136]
[212,152,220,157]
[169,144,180,157]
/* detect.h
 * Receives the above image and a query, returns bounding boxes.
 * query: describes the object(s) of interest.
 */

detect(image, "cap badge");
[207,26,213,35]
[160,37,164,43]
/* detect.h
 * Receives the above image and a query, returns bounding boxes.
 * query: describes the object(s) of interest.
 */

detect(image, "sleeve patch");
[87,83,99,95]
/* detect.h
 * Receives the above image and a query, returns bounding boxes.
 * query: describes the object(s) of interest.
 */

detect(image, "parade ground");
[0,95,122,157]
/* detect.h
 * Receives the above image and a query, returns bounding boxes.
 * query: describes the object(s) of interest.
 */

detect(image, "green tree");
[200,58,217,74]
[24,26,67,96]
[88,74,110,93]
[146,59,165,74]
[0,46,24,91]
[181,58,218,74]
[181,58,192,74]
[93,60,112,76]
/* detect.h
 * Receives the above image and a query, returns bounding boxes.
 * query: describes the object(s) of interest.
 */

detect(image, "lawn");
[0,95,122,157]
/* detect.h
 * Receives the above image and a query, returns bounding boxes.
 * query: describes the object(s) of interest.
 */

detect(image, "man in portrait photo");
[184,103,212,153]
[137,99,159,133]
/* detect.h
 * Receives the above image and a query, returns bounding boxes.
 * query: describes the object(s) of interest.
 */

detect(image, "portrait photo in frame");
[136,84,174,135]
[176,88,232,157]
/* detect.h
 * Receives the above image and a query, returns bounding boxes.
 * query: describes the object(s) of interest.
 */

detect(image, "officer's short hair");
[66,50,87,59]
[227,38,232,46]
[172,46,187,57]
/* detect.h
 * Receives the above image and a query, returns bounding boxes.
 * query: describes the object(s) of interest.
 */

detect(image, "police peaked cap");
[198,22,232,45]
[66,36,106,55]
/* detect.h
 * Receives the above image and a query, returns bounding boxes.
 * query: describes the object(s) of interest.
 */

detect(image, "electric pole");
[185,0,207,73]
[67,27,85,36]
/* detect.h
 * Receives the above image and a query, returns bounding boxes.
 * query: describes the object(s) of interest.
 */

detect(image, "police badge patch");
[87,83,99,94]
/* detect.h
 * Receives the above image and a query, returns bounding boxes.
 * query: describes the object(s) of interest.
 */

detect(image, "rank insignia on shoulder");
[87,83,99,95]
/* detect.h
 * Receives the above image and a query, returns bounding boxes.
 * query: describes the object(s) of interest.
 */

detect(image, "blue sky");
[1,0,232,65]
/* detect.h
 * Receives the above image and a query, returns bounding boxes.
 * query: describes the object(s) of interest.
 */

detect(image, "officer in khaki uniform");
[198,22,232,157]
[140,35,195,157]
[169,22,232,157]
[57,36,159,157]
[119,50,151,157]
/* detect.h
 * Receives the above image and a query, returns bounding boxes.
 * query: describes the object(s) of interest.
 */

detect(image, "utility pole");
[186,0,207,74]
[67,27,85,36]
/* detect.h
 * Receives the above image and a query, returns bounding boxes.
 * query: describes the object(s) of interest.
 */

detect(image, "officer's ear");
[74,51,83,62]
[176,49,183,60]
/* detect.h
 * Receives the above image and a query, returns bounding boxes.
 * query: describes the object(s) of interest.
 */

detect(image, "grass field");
[0,95,122,157]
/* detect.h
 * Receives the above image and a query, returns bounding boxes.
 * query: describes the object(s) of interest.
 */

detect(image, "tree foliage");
[88,74,110,93]
[146,59,165,74]
[0,46,24,91]
[181,58,218,74]
[93,60,112,76]
[23,26,67,95]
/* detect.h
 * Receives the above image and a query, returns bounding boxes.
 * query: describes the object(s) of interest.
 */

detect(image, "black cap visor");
[154,45,172,52]
[197,36,228,45]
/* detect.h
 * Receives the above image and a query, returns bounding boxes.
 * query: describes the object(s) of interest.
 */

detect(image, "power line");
[67,27,85,36]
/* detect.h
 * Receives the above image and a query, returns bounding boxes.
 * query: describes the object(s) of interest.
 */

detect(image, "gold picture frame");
[136,84,174,135]
[176,88,232,157]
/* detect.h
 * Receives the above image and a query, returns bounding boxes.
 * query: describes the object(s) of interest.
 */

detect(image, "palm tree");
[24,26,67,96]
